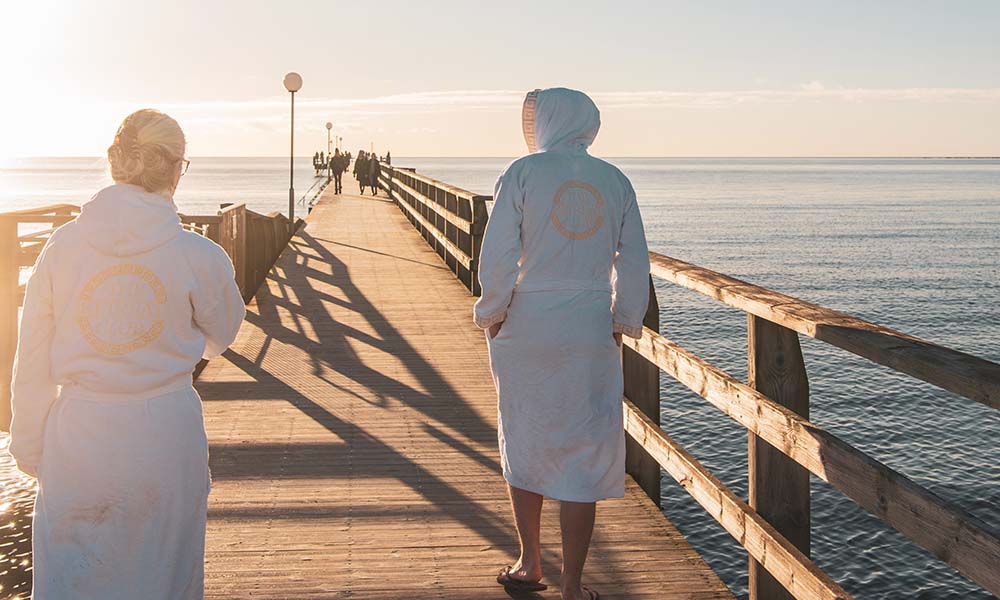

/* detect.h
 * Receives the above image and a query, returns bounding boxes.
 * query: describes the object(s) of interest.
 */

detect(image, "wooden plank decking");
[196,179,734,599]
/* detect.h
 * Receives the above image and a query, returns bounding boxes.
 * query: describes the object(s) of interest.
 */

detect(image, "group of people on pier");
[353,150,386,195]
[9,89,649,600]
[312,150,326,175]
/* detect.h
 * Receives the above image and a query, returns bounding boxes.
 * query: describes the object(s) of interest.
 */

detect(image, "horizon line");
[7,155,1000,160]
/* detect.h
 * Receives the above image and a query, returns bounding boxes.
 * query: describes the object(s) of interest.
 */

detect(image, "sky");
[1,0,999,158]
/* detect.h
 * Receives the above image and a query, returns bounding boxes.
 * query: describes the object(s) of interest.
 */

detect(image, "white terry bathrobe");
[474,88,651,502]
[9,183,245,600]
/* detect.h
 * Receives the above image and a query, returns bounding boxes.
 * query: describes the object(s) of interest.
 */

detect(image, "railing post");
[0,218,17,431]
[469,196,489,296]
[748,315,810,600]
[624,276,660,504]
[220,205,248,300]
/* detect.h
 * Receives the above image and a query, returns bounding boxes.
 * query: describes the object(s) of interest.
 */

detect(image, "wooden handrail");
[7,215,77,225]
[388,185,473,268]
[624,326,1000,595]
[390,177,473,233]
[387,166,482,202]
[180,214,222,226]
[2,204,79,217]
[18,227,60,241]
[649,253,1000,410]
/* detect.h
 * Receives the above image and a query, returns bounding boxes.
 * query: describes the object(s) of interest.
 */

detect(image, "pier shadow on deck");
[195,181,733,599]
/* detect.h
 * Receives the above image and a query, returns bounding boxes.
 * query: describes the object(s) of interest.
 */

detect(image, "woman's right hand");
[488,322,503,340]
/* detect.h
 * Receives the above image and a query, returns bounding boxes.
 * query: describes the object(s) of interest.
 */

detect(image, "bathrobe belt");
[58,377,195,404]
[513,280,613,294]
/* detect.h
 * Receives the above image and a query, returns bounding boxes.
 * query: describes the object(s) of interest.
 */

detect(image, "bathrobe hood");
[77,183,183,257]
[522,87,601,154]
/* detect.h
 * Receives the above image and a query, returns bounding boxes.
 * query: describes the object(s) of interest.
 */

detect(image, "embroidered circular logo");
[77,264,167,355]
[551,181,605,241]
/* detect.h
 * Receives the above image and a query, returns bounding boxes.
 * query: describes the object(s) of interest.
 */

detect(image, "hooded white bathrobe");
[474,88,651,502]
[9,183,245,599]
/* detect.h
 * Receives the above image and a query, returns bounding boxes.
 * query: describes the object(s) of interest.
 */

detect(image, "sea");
[1,157,998,599]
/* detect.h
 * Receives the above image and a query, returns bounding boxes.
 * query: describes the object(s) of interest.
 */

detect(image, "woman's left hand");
[488,322,504,340]
[613,332,623,346]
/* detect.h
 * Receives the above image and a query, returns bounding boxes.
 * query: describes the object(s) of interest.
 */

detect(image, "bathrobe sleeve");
[192,246,246,359]
[611,187,651,338]
[473,169,524,328]
[9,246,59,477]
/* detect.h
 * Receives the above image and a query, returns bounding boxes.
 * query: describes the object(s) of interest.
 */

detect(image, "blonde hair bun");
[107,109,186,194]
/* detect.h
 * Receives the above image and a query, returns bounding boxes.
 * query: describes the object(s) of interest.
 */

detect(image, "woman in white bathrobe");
[475,89,651,600]
[9,109,246,600]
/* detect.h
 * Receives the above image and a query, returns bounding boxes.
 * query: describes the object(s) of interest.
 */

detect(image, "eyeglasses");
[179,158,191,176]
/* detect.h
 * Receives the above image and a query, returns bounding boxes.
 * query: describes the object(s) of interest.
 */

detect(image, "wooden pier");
[1,164,998,599]
[196,182,732,599]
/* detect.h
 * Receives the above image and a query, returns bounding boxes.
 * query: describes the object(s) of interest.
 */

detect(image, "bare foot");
[508,557,542,583]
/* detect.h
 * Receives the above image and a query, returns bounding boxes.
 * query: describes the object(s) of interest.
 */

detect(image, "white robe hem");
[502,471,625,504]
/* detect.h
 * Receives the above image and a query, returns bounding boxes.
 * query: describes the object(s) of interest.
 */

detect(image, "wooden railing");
[0,202,297,430]
[378,165,490,294]
[216,203,296,302]
[623,259,1000,600]
[379,166,1000,600]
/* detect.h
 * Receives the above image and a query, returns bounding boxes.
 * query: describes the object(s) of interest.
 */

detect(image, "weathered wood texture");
[244,209,294,302]
[379,165,489,295]
[624,327,1000,596]
[217,204,248,298]
[0,204,79,431]
[648,253,1000,410]
[0,217,19,431]
[623,399,851,600]
[747,316,811,600]
[197,182,733,599]
[623,277,661,505]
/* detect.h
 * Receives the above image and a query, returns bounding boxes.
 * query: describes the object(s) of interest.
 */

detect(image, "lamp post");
[283,72,303,221]
[326,122,333,182]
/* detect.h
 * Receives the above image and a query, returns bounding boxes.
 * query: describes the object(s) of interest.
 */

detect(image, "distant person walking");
[367,153,381,196]
[475,88,650,600]
[9,109,246,599]
[384,150,391,165]
[356,151,370,194]
[330,148,346,194]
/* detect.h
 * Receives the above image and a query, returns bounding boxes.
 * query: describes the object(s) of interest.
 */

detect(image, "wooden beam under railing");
[388,186,473,268]
[624,326,1000,596]
[623,397,852,600]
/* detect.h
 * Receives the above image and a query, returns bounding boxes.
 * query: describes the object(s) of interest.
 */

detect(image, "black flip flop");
[497,566,548,592]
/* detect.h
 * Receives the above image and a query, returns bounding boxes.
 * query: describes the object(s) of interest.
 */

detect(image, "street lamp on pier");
[326,122,333,182]
[283,71,303,221]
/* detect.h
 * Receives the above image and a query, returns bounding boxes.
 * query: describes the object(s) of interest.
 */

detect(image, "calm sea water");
[1,157,998,599]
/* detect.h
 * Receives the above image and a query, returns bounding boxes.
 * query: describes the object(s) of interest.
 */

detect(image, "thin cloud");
[111,85,1000,131]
